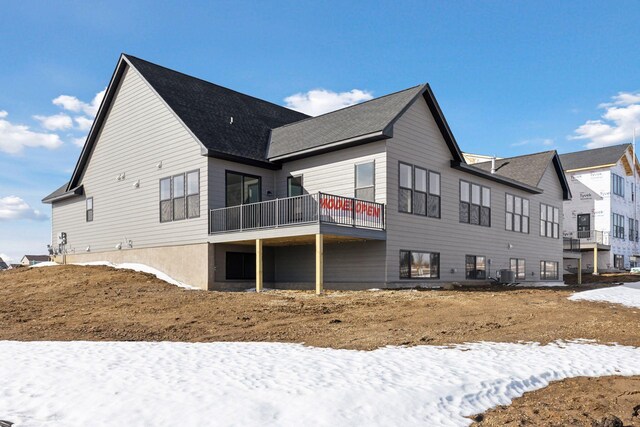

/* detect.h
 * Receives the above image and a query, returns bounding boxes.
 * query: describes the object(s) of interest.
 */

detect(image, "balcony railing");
[209,192,385,234]
[563,237,580,252]
[565,230,610,245]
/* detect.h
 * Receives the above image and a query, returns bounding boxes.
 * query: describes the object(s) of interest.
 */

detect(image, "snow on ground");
[516,281,567,288]
[1,341,639,427]
[569,282,640,308]
[30,261,197,290]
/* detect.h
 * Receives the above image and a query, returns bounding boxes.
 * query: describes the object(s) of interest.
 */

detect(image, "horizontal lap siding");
[273,241,386,283]
[386,98,564,283]
[207,159,276,209]
[275,141,387,203]
[51,66,208,254]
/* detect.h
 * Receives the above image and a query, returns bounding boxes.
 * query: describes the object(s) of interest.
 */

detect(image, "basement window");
[465,255,486,280]
[86,197,93,222]
[226,252,256,280]
[399,250,440,279]
[540,260,559,280]
[510,258,526,280]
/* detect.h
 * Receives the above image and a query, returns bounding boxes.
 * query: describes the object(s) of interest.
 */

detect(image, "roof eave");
[451,161,543,194]
[203,149,281,170]
[551,153,572,201]
[268,130,390,162]
[42,185,84,204]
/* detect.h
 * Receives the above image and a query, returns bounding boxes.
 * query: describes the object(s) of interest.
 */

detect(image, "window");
[630,218,635,241]
[460,180,490,226]
[355,162,375,201]
[614,254,624,270]
[540,260,559,280]
[428,171,441,218]
[612,213,625,239]
[399,250,439,279]
[399,163,413,213]
[226,171,261,206]
[540,203,560,238]
[226,252,256,280]
[186,171,200,218]
[506,194,529,233]
[173,173,186,220]
[510,258,526,280]
[85,197,93,222]
[465,255,486,280]
[632,183,636,202]
[287,175,303,197]
[399,162,440,218]
[160,170,200,223]
[612,173,625,197]
[160,177,172,223]
[414,167,427,215]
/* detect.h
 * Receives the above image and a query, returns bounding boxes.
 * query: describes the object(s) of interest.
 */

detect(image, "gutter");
[268,130,390,163]
[42,185,84,204]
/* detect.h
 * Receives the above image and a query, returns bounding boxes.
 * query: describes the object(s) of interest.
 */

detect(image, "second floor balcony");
[209,192,386,236]
[564,229,611,250]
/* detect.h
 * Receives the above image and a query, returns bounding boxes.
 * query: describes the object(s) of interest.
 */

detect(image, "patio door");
[577,214,590,238]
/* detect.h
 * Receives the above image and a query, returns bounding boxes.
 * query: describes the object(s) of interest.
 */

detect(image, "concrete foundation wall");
[55,243,213,290]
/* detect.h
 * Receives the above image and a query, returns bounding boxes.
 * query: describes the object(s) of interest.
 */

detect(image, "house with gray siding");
[43,54,570,291]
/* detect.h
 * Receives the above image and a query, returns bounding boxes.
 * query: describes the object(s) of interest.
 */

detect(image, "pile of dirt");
[1,265,638,349]
[564,272,640,285]
[2,265,640,424]
[471,376,640,426]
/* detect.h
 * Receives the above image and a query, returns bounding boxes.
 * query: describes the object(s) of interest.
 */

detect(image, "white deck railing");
[209,192,385,234]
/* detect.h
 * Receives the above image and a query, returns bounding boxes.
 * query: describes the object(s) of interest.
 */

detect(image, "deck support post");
[593,246,598,275]
[256,239,263,293]
[577,257,582,285]
[315,233,324,295]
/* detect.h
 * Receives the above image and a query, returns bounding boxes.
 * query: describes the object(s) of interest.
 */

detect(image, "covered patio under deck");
[209,192,386,294]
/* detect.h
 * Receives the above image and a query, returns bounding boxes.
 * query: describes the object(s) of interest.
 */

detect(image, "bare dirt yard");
[1,265,639,425]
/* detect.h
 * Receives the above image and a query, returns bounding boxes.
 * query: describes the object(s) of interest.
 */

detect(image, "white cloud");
[0,111,64,155]
[72,135,87,147]
[53,89,106,118]
[74,116,93,131]
[284,88,373,116]
[0,253,13,263]
[572,91,640,149]
[511,138,555,148]
[599,91,640,108]
[0,196,48,221]
[33,113,73,131]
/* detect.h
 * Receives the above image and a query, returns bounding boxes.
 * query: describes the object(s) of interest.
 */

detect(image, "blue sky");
[1,0,639,261]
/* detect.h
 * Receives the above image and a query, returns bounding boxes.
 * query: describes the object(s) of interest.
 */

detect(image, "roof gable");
[63,54,309,193]
[559,144,631,171]
[125,55,308,166]
[268,84,465,163]
[473,151,571,200]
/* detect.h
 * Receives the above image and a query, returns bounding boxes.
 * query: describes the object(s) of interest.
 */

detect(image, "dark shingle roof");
[559,144,630,171]
[125,55,309,165]
[472,151,557,188]
[0,258,8,270]
[268,85,426,159]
